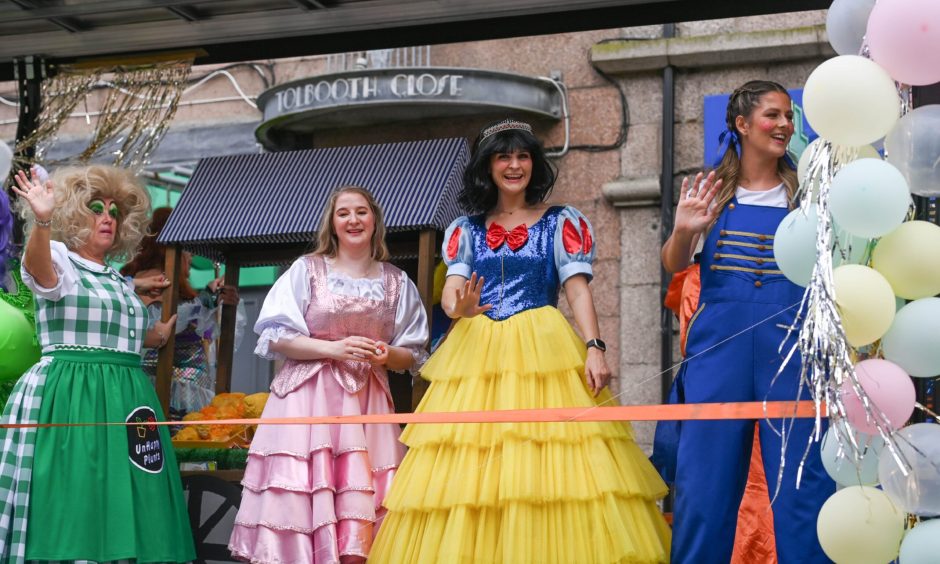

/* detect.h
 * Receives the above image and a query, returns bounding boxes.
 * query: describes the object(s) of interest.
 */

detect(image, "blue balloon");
[774,205,818,287]
[899,519,940,563]
[831,158,911,238]
[820,427,884,486]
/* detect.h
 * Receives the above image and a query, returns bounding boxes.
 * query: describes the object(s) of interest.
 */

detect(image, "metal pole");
[659,22,676,513]
[11,57,44,247]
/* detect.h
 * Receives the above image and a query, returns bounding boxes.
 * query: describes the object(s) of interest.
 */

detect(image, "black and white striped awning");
[158,137,468,264]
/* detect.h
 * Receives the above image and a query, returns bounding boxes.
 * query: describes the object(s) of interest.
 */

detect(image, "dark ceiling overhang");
[1,0,831,82]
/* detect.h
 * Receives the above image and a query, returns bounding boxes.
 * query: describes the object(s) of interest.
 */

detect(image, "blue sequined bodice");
[467,206,562,321]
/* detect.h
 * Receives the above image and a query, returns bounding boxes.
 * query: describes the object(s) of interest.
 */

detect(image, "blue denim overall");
[670,199,835,563]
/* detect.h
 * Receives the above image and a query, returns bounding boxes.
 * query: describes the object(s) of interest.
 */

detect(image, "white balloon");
[0,142,12,179]
[34,164,49,185]
[826,0,877,56]
[803,56,901,146]
[878,423,940,516]
[886,105,940,197]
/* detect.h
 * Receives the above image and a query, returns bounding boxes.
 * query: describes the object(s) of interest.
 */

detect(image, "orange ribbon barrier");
[0,400,824,429]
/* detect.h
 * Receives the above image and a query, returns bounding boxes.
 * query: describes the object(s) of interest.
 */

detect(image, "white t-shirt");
[734,183,788,208]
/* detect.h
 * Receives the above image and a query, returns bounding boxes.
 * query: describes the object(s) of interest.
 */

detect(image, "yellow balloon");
[833,265,896,347]
[872,221,940,300]
[816,486,904,564]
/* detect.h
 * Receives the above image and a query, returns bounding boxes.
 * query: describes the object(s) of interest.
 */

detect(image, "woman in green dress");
[0,165,195,563]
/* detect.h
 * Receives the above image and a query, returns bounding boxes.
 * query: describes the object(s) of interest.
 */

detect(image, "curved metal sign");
[256,67,562,149]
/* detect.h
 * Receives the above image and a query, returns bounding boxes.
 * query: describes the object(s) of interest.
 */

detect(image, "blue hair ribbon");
[713,128,741,168]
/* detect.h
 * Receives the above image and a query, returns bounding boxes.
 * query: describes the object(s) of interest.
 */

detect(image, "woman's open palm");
[674,171,722,235]
[12,167,55,221]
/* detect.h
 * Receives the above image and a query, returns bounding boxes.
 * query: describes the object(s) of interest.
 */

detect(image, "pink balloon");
[841,359,915,434]
[867,0,940,85]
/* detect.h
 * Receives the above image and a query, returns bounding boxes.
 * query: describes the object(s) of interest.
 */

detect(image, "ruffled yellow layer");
[371,307,671,564]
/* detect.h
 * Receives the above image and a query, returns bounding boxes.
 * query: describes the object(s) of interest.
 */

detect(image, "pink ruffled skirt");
[229,368,404,564]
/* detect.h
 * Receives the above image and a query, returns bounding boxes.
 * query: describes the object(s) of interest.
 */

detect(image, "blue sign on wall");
[703,89,818,168]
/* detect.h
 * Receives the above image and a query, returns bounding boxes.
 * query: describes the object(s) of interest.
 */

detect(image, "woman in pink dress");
[229,186,429,563]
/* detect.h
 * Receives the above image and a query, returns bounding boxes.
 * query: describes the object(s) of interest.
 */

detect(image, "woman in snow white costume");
[370,119,671,563]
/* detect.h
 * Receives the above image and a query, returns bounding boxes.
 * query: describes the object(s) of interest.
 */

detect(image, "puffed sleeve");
[391,271,430,371]
[20,240,80,301]
[441,216,474,280]
[253,258,310,360]
[553,206,597,284]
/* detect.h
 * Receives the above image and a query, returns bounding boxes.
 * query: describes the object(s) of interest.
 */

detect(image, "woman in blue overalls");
[661,80,835,563]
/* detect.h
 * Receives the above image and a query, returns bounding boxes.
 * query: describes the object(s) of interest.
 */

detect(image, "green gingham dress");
[0,242,195,563]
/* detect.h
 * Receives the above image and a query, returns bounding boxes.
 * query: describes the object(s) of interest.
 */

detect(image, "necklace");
[494,205,526,215]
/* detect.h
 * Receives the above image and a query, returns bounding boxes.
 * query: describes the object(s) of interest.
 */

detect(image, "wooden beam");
[156,245,182,417]
[215,258,241,394]
[411,229,437,410]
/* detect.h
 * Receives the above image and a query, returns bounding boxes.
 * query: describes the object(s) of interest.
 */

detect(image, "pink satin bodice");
[270,255,403,397]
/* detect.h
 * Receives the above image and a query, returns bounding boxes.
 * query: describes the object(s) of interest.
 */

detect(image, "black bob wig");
[458,120,557,215]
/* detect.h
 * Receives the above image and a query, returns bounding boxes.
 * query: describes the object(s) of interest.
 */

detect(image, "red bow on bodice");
[486,222,529,252]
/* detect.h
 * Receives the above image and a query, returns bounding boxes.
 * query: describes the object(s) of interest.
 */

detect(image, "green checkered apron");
[0,254,195,563]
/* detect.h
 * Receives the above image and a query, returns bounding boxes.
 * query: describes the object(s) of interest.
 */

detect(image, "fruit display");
[171,391,269,448]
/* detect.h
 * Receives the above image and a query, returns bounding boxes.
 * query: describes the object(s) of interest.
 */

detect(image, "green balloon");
[774,205,819,287]
[0,299,40,381]
[190,254,215,271]
[882,298,940,378]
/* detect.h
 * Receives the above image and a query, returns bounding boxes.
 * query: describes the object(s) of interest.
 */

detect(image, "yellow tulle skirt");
[370,306,671,563]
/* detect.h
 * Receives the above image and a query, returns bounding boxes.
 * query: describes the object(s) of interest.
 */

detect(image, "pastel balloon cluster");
[810,2,940,561]
[818,0,940,197]
[827,0,940,86]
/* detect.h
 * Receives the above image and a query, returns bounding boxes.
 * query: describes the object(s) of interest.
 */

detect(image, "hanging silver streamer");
[768,139,914,503]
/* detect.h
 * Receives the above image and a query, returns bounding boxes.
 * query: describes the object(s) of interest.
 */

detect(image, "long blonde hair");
[313,186,390,261]
[712,80,799,213]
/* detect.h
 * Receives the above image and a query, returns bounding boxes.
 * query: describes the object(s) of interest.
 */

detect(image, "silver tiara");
[481,119,533,140]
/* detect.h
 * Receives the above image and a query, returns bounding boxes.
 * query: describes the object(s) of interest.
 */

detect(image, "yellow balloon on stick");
[833,264,896,347]
[871,221,940,300]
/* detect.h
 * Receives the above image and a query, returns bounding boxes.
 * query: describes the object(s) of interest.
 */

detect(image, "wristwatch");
[586,338,607,352]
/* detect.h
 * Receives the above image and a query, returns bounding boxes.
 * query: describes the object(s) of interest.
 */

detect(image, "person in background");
[121,206,242,418]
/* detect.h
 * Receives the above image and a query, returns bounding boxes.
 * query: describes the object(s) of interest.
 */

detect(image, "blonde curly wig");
[18,165,152,261]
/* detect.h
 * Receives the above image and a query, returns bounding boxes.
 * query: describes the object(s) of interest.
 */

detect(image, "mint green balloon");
[831,159,911,238]
[833,224,871,266]
[774,205,819,287]
[0,299,40,381]
[882,298,940,377]
[899,520,940,563]
[820,427,884,486]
